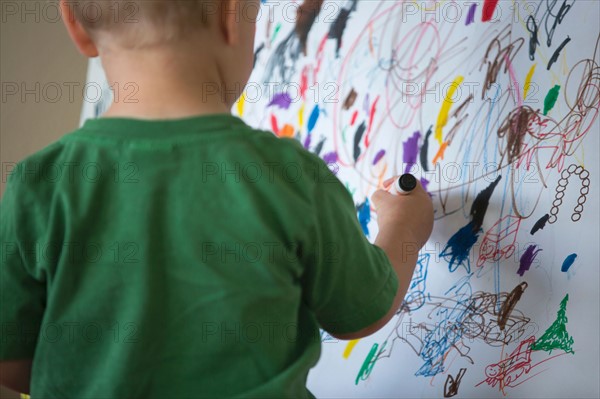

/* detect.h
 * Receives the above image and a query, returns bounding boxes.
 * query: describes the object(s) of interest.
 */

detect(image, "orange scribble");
[279,124,295,138]
[432,141,449,165]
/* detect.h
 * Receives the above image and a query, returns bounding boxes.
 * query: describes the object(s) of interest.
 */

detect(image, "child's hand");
[338,177,434,340]
[372,176,434,249]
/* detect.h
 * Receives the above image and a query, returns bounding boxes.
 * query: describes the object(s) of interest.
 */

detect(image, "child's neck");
[99,43,233,120]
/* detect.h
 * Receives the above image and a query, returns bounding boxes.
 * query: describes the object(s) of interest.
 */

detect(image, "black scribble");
[420,126,433,172]
[263,31,302,84]
[328,0,358,57]
[526,15,540,61]
[547,36,571,70]
[444,368,467,397]
[353,121,367,162]
[253,42,265,68]
[313,137,326,156]
[530,214,551,235]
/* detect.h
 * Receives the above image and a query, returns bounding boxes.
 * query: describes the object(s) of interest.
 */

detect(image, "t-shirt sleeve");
[301,158,398,336]
[0,174,46,360]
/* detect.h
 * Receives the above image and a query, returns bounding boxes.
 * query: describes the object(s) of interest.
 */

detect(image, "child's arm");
[333,179,433,340]
[0,360,32,394]
[0,174,47,395]
[301,163,433,339]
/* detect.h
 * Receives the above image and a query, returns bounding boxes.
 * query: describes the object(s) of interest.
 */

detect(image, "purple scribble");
[517,244,542,276]
[403,131,421,173]
[373,149,386,165]
[363,93,370,116]
[322,151,338,165]
[268,92,293,109]
[466,3,477,25]
[303,134,312,149]
[420,177,430,193]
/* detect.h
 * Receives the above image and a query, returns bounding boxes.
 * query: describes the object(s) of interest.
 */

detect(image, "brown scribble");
[295,0,324,56]
[480,26,525,99]
[343,88,358,110]
[497,106,538,165]
[371,287,533,378]
[548,164,590,223]
[498,282,528,331]
[445,94,474,144]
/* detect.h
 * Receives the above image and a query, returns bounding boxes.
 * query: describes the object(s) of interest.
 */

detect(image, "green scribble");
[531,293,575,354]
[271,23,282,44]
[355,342,380,385]
[543,85,561,115]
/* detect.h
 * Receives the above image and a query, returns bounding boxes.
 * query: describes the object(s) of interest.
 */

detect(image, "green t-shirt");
[0,114,398,398]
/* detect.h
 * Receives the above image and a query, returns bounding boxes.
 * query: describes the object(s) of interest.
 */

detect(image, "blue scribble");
[403,254,431,311]
[440,222,480,273]
[561,253,577,272]
[357,199,371,237]
[308,104,320,134]
[415,278,473,377]
[320,330,336,343]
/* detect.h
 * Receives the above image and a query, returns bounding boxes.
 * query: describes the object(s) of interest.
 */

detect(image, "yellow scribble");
[435,75,464,145]
[523,64,536,100]
[343,339,361,359]
[237,91,246,117]
[298,103,305,128]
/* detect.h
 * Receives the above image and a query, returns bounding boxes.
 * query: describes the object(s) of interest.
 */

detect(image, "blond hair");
[69,0,217,47]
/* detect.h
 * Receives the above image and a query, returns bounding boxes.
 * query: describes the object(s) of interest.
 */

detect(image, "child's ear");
[60,0,99,57]
[219,0,241,46]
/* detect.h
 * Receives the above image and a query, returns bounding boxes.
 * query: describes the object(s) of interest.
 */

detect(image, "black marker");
[387,173,418,195]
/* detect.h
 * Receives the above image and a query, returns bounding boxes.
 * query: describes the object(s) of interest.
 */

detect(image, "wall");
[0,2,87,397]
[0,0,87,198]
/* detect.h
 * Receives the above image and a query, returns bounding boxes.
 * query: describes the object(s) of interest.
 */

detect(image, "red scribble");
[330,2,401,167]
[351,110,359,126]
[520,51,600,173]
[383,20,444,131]
[482,0,499,22]
[478,337,535,392]
[300,66,310,100]
[368,22,374,55]
[477,215,522,267]
[511,111,553,168]
[365,96,380,147]
[270,114,279,135]
[313,34,329,82]
[329,2,464,168]
[477,336,566,394]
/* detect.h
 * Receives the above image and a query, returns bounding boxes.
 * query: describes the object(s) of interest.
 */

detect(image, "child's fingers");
[371,189,394,209]
[382,176,398,188]
[412,179,431,198]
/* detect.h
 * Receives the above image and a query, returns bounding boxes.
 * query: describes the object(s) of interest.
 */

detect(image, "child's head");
[60,0,259,109]
[66,0,220,48]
